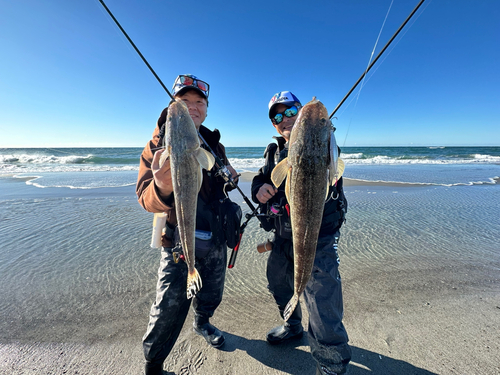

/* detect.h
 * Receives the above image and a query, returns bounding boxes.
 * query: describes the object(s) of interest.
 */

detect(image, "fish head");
[289,98,330,145]
[165,97,201,152]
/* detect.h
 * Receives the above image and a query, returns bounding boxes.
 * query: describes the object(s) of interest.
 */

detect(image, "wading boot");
[266,323,303,345]
[144,362,169,375]
[193,320,225,348]
[316,364,340,375]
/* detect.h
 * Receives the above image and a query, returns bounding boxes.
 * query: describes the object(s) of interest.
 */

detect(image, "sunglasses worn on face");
[272,105,300,125]
[173,75,210,98]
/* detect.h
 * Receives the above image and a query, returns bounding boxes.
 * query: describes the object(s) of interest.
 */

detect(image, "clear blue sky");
[1,0,499,148]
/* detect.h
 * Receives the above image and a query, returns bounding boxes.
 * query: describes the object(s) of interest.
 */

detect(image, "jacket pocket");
[195,230,213,259]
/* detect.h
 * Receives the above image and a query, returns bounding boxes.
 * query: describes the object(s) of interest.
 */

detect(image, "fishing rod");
[98,0,174,100]
[196,132,260,269]
[98,0,258,266]
[227,210,256,269]
[329,0,426,119]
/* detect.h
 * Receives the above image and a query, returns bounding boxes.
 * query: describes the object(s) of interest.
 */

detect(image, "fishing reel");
[217,165,242,198]
[216,165,241,186]
[267,202,284,217]
[215,165,233,182]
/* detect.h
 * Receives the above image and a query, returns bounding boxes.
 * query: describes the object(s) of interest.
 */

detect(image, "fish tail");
[186,267,203,299]
[283,294,300,322]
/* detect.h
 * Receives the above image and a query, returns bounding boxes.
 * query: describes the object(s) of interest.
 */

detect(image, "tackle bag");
[219,198,242,249]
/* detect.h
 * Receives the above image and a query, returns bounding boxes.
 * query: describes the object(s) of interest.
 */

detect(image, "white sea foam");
[19,172,137,189]
[472,154,500,163]
[342,153,364,159]
[25,179,135,189]
[340,155,499,165]
[0,163,138,174]
[228,158,265,173]
[0,153,93,164]
[229,155,498,169]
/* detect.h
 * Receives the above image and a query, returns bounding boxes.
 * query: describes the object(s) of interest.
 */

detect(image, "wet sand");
[1,173,499,375]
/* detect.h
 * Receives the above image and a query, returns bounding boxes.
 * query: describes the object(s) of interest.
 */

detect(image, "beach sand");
[0,173,499,375]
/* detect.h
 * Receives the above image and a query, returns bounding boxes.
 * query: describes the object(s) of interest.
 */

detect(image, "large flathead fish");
[271,98,345,321]
[160,98,214,299]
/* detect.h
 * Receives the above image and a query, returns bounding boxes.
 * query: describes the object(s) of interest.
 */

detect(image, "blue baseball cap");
[268,91,302,119]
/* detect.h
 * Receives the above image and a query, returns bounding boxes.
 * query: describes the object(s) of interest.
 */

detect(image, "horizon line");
[1,145,499,149]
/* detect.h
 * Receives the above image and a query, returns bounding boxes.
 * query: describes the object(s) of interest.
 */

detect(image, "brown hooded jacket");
[136,110,231,246]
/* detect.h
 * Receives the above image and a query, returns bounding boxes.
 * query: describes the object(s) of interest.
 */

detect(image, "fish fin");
[283,294,300,322]
[159,145,171,168]
[186,267,203,299]
[328,158,345,187]
[196,165,203,192]
[328,170,336,187]
[285,170,292,203]
[328,130,339,186]
[195,148,215,171]
[336,158,345,180]
[271,158,289,188]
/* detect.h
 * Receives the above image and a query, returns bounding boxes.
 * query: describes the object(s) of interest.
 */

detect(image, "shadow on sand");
[221,332,437,375]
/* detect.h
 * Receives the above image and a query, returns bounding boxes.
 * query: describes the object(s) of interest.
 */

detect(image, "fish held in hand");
[271,97,344,321]
[162,98,215,299]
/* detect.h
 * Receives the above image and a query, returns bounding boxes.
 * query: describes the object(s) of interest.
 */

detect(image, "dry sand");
[2,261,498,375]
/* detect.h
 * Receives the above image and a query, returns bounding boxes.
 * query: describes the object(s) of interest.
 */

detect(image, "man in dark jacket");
[136,74,238,375]
[251,91,351,375]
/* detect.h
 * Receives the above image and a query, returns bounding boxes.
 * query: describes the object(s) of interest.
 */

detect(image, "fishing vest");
[157,112,240,248]
[257,139,347,239]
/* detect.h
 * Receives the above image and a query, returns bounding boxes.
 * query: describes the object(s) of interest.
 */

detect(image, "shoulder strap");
[263,142,278,176]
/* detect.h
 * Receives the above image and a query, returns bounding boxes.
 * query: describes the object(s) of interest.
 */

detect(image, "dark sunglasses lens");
[284,106,298,118]
[273,114,283,124]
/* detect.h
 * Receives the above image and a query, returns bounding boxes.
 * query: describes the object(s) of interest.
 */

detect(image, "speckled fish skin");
[163,99,214,299]
[283,98,331,321]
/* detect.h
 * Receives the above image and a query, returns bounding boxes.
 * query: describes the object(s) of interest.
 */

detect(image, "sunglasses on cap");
[272,105,300,125]
[173,75,210,98]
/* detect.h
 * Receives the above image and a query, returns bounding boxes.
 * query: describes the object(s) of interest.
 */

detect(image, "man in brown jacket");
[136,74,238,375]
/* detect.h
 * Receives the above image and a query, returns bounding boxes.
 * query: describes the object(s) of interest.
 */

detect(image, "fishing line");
[355,0,432,84]
[341,0,394,148]
[334,0,428,124]
[329,0,427,120]
[338,0,432,148]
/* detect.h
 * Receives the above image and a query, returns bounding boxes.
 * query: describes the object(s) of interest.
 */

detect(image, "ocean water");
[1,146,499,188]
[1,146,499,346]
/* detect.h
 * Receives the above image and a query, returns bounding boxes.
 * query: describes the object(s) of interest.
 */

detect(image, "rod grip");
[150,213,167,248]
[228,234,242,269]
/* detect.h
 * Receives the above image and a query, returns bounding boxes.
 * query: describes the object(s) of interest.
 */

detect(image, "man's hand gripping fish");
[151,98,215,299]
[271,98,345,322]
